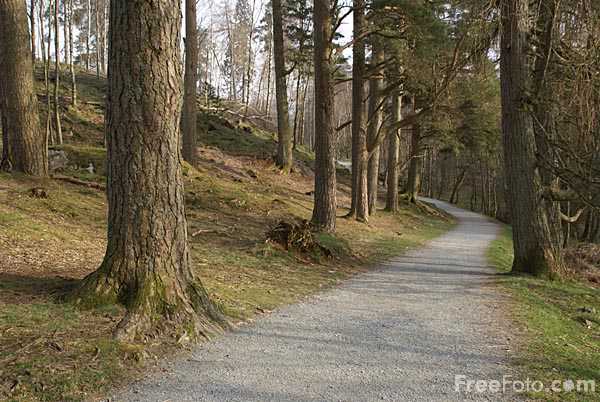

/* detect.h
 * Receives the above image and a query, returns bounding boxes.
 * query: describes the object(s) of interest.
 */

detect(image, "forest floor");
[114,199,516,402]
[0,68,453,402]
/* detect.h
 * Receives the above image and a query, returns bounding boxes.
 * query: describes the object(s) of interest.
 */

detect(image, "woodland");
[0,0,599,400]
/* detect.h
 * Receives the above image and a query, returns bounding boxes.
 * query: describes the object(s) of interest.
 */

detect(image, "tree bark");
[350,0,368,221]
[311,0,337,232]
[367,38,384,215]
[272,0,293,173]
[406,106,421,204]
[53,0,62,144]
[0,0,47,176]
[385,94,401,212]
[500,0,563,276]
[182,0,199,165]
[72,0,224,341]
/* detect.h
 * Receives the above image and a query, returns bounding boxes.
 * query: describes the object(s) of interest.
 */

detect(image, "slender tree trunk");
[311,0,336,232]
[73,0,224,341]
[68,0,76,106]
[292,71,302,149]
[53,0,62,144]
[95,0,100,78]
[86,0,90,70]
[0,0,47,176]
[63,0,68,64]
[500,0,563,276]
[40,0,52,145]
[367,38,384,215]
[385,94,401,212]
[449,169,466,204]
[350,0,368,221]
[406,117,421,203]
[30,0,36,63]
[182,0,199,165]
[272,0,293,173]
[265,47,272,115]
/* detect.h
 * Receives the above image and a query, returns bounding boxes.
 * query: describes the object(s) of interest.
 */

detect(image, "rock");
[48,149,69,172]
[578,306,597,314]
[30,187,49,199]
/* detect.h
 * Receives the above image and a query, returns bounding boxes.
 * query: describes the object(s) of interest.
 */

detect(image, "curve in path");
[116,199,515,402]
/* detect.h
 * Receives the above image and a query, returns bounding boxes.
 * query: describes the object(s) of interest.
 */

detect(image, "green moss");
[488,228,600,401]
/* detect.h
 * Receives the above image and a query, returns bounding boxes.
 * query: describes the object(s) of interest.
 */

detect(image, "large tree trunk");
[53,0,62,144]
[500,0,563,276]
[350,0,368,221]
[311,0,337,232]
[385,94,401,212]
[182,0,199,165]
[272,0,293,173]
[0,0,47,176]
[72,0,223,341]
[366,38,384,216]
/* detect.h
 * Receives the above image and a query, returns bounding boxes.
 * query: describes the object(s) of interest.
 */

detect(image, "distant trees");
[0,0,47,176]
[73,0,222,340]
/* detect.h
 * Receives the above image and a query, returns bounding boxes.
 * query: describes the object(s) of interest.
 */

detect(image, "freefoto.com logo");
[454,375,596,394]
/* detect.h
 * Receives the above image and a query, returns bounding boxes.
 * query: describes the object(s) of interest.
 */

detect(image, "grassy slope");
[0,68,453,401]
[488,228,600,401]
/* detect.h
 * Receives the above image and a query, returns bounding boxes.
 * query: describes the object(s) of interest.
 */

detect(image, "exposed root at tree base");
[68,271,228,343]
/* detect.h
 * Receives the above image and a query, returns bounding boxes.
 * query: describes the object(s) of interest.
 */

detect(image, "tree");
[500,0,563,276]
[272,0,293,173]
[366,37,385,215]
[73,0,223,340]
[0,0,48,176]
[385,94,401,212]
[53,0,63,144]
[350,0,369,222]
[311,0,337,232]
[182,0,199,165]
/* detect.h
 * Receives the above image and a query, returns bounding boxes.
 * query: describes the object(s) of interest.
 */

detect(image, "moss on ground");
[488,228,600,401]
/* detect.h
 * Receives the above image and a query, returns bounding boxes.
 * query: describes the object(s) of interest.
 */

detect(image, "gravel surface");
[115,199,516,402]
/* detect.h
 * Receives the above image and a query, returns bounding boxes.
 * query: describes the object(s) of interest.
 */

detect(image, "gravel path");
[115,199,515,402]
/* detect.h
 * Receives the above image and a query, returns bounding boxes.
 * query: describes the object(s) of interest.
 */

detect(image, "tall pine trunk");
[385,94,401,212]
[311,0,337,232]
[366,38,384,215]
[73,0,223,341]
[0,0,47,176]
[350,0,368,221]
[500,0,563,276]
[68,0,77,106]
[406,98,421,203]
[53,0,62,144]
[30,0,36,63]
[272,0,293,173]
[182,0,199,165]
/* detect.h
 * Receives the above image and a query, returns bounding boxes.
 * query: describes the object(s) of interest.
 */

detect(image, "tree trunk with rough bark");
[385,94,401,212]
[350,0,368,221]
[0,0,47,176]
[72,0,224,341]
[311,0,337,232]
[272,0,293,173]
[367,38,384,215]
[500,0,563,276]
[182,0,198,165]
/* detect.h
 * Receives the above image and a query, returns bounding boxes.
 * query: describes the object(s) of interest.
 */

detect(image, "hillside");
[0,68,452,402]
